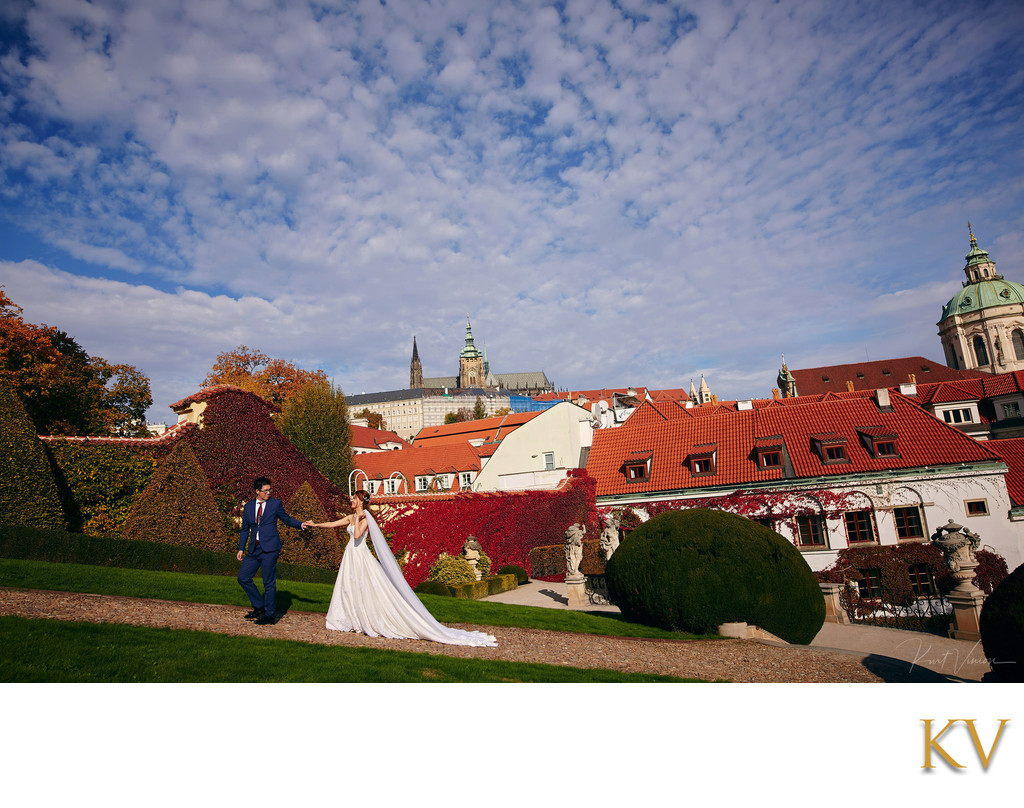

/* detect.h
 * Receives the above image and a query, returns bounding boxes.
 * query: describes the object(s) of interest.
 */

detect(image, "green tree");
[278,381,353,489]
[280,480,341,568]
[473,396,487,420]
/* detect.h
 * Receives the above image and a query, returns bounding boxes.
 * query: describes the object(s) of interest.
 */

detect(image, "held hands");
[301,520,315,529]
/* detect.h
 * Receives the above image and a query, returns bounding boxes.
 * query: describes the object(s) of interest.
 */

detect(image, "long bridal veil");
[365,511,497,647]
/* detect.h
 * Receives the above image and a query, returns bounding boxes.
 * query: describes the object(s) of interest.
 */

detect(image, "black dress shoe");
[254,613,278,625]
[244,608,265,620]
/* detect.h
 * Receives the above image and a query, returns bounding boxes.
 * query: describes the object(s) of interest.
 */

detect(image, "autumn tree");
[203,345,327,410]
[278,380,353,489]
[444,408,474,424]
[0,289,152,436]
[352,408,386,430]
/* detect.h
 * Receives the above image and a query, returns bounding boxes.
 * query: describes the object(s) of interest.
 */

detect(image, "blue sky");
[2,0,1024,422]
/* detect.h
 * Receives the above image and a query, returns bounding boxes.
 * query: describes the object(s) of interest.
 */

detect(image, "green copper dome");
[940,227,1024,320]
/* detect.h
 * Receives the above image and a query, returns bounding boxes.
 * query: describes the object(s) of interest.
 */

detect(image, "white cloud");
[0,0,1022,416]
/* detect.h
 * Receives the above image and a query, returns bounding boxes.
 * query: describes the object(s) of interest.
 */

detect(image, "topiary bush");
[498,564,529,585]
[979,562,1024,682]
[605,508,825,644]
[0,378,67,530]
[414,579,453,597]
[122,441,231,552]
[427,552,477,588]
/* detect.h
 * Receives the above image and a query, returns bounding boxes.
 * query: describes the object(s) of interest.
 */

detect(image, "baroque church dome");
[937,225,1024,374]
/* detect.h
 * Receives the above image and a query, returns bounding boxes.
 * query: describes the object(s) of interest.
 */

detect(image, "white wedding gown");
[325,512,497,647]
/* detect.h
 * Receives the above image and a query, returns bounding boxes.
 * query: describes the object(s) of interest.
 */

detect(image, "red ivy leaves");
[376,472,599,587]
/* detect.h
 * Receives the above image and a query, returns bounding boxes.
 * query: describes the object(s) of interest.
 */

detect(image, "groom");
[237,477,305,625]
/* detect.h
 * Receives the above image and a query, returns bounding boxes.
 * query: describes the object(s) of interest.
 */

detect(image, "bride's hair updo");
[353,490,371,507]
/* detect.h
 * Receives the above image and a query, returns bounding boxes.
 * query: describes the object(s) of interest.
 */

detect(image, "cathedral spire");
[410,336,423,389]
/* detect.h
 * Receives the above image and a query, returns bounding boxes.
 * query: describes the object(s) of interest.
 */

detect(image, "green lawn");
[0,616,703,683]
[0,558,710,640]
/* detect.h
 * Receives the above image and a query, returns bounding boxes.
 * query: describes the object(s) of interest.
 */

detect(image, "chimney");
[772,388,781,400]
[846,380,854,392]
[875,388,893,412]
[737,400,753,411]
[909,373,917,384]
[711,394,718,404]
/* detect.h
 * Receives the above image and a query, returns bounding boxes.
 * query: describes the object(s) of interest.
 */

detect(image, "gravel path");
[0,587,884,682]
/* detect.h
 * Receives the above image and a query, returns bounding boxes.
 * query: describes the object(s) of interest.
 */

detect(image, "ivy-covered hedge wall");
[377,470,598,588]
[46,442,162,534]
[178,389,342,527]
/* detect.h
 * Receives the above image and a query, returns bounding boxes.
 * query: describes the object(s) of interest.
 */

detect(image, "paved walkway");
[484,580,996,682]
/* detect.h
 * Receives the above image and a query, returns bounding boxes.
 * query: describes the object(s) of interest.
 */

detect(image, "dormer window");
[812,434,849,465]
[857,427,900,458]
[753,436,785,470]
[621,451,652,482]
[687,443,717,477]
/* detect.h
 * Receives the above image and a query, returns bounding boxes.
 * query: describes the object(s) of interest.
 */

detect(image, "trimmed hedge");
[605,509,825,644]
[0,378,66,530]
[281,480,343,568]
[122,441,232,552]
[980,562,1024,682]
[497,565,529,585]
[0,524,337,584]
[414,580,454,597]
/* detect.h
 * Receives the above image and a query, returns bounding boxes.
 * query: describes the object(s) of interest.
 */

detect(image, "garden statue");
[564,523,585,577]
[599,513,620,561]
[462,536,483,581]
[930,518,986,641]
[564,522,587,609]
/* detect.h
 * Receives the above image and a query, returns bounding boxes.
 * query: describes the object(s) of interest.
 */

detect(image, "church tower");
[410,337,423,389]
[938,224,1024,374]
[777,355,797,398]
[458,317,485,388]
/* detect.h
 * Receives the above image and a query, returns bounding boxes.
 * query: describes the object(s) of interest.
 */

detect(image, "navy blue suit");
[237,497,303,617]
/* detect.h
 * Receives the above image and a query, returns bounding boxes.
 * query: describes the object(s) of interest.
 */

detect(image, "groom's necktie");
[256,503,264,524]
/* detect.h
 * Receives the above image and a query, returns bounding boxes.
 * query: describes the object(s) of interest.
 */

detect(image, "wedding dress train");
[325,512,497,647]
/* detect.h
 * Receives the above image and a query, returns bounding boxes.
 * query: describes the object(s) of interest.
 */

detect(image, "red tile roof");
[789,356,989,396]
[412,411,540,446]
[982,438,1024,506]
[353,443,483,494]
[349,424,411,451]
[39,421,197,447]
[587,391,1002,498]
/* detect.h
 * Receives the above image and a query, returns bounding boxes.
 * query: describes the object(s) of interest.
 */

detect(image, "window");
[814,435,848,464]
[365,480,378,495]
[795,515,827,548]
[625,464,648,480]
[876,441,897,457]
[1014,330,1024,361]
[415,476,430,492]
[965,499,988,517]
[974,335,990,366]
[690,456,715,475]
[460,471,474,490]
[755,517,774,529]
[908,564,935,596]
[943,408,973,424]
[825,445,846,461]
[894,506,924,539]
[857,568,883,599]
[759,451,781,468]
[844,510,876,543]
[1002,402,1021,419]
[382,478,399,495]
[543,452,555,471]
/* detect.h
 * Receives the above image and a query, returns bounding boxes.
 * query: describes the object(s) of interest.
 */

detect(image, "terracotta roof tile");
[587,393,1001,498]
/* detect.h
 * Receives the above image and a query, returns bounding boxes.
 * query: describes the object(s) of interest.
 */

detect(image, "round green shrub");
[980,561,1024,682]
[605,508,825,644]
[497,564,529,585]
[427,552,477,587]
[414,579,453,597]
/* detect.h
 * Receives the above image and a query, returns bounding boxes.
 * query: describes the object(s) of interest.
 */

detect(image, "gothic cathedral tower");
[410,337,423,389]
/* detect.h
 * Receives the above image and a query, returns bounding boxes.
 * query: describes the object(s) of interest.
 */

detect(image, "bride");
[304,490,497,647]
